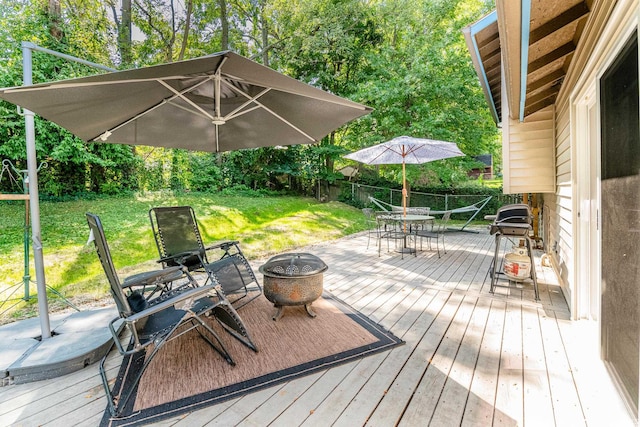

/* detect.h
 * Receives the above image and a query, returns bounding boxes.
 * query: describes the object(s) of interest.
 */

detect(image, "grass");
[0,191,369,322]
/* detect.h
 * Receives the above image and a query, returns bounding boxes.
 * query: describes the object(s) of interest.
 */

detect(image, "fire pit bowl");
[258,253,328,321]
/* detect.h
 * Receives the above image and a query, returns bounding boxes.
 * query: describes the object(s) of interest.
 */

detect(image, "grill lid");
[490,204,532,236]
[494,204,531,224]
[259,252,328,277]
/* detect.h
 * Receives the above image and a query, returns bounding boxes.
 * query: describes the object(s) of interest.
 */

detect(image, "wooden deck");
[0,227,635,426]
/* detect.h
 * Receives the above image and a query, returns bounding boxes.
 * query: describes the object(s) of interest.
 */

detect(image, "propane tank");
[503,246,531,281]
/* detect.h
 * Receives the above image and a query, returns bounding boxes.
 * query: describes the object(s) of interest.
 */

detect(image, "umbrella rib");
[166,101,212,119]
[90,76,214,141]
[220,84,272,120]
[92,99,166,141]
[221,80,316,142]
[225,105,261,120]
[258,102,317,142]
[158,78,217,121]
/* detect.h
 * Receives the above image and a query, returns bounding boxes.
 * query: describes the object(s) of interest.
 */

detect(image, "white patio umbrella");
[344,136,464,217]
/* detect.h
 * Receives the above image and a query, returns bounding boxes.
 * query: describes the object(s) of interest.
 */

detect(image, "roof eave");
[496,0,525,122]
[463,11,502,126]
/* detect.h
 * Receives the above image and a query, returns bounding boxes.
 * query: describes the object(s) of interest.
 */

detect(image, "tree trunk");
[260,0,269,66]
[119,0,133,65]
[178,0,193,61]
[47,0,63,40]
[219,0,228,50]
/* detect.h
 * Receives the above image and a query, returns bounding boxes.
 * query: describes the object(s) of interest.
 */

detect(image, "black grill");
[489,204,532,236]
[488,203,539,301]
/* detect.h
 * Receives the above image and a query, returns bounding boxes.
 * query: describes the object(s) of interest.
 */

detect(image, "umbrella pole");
[22,44,51,339]
[402,160,407,233]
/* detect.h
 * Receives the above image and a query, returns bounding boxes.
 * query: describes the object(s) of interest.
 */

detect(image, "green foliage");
[0,0,138,197]
[0,0,501,200]
[343,0,499,189]
[188,152,222,192]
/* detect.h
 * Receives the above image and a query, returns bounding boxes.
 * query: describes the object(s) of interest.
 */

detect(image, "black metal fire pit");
[258,253,328,321]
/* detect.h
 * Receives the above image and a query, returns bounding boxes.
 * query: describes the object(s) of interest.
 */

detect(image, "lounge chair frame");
[86,213,256,418]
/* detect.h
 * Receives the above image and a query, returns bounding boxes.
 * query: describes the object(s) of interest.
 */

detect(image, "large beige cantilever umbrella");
[0,50,372,152]
[344,136,464,224]
[0,49,371,339]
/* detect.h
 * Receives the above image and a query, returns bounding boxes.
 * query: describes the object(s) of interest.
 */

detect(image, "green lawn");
[0,192,368,321]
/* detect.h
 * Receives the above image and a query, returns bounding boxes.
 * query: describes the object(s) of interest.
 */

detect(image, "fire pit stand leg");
[304,303,317,318]
[272,305,285,321]
[271,303,318,321]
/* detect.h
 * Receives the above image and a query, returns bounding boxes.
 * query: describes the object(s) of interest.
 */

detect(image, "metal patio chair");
[414,211,452,258]
[149,206,262,309]
[362,208,381,249]
[86,213,256,418]
[377,213,416,259]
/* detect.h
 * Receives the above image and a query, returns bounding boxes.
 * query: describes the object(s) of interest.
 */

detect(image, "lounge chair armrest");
[121,266,184,288]
[204,240,239,251]
[157,249,203,265]
[125,284,217,323]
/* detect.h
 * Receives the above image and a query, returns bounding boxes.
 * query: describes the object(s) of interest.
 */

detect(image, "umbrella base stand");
[394,235,416,254]
[396,247,415,254]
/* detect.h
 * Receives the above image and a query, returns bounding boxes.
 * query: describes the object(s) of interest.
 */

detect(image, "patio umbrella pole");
[22,44,50,339]
[402,158,407,233]
[19,42,118,340]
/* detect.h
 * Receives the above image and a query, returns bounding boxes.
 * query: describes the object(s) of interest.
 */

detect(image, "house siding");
[502,107,556,194]
[546,0,637,315]
[486,0,639,419]
[549,97,573,301]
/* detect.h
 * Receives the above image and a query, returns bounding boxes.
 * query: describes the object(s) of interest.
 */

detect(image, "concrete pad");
[0,314,66,340]
[54,307,117,333]
[0,307,119,384]
[0,338,38,380]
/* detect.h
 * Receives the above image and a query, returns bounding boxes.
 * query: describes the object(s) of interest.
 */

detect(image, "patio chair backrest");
[436,211,452,232]
[150,206,205,269]
[207,255,255,294]
[86,213,132,317]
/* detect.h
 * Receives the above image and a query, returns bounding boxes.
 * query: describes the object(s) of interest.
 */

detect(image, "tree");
[345,0,499,188]
[0,0,137,196]
[107,0,133,66]
[0,0,500,198]
[269,0,383,195]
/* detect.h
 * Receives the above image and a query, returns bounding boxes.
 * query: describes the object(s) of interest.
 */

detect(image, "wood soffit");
[469,0,591,122]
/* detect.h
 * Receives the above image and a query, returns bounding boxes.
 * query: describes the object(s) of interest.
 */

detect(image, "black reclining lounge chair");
[149,205,262,309]
[86,213,257,418]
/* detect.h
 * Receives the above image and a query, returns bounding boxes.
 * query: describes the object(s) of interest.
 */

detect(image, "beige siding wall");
[543,0,636,313]
[549,101,573,300]
[502,107,556,194]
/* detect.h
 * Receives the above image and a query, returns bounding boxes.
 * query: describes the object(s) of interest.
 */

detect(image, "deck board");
[522,304,554,427]
[1,227,636,426]
[462,299,506,426]
[429,296,491,426]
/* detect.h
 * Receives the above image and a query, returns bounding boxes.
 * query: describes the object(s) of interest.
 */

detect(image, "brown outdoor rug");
[100,292,403,426]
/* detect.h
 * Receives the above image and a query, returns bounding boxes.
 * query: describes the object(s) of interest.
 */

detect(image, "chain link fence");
[342,182,521,222]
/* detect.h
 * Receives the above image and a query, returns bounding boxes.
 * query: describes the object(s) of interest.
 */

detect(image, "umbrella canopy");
[344,136,464,216]
[0,51,372,152]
